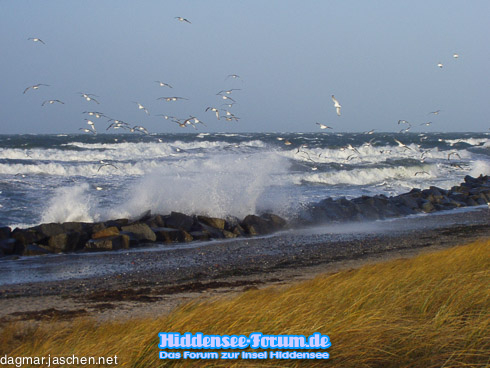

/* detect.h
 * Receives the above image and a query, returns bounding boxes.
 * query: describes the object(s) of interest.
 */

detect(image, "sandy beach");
[1,207,488,324]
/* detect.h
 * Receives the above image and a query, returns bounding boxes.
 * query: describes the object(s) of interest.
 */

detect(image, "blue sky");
[1,0,489,134]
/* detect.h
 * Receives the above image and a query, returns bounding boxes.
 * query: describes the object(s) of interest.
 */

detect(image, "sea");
[0,132,489,229]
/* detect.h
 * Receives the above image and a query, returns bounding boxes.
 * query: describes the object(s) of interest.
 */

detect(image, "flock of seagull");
[24,20,465,176]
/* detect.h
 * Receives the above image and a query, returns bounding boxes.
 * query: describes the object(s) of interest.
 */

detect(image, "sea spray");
[106,152,293,220]
[41,183,98,223]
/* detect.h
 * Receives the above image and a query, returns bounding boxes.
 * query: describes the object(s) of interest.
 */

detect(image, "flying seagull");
[316,123,332,130]
[216,89,241,95]
[79,93,100,104]
[157,96,188,102]
[331,95,341,116]
[97,162,119,172]
[83,111,105,118]
[133,101,150,115]
[221,95,235,102]
[28,37,45,45]
[394,138,412,151]
[437,62,443,68]
[226,74,240,80]
[79,128,96,135]
[41,99,64,106]
[453,53,459,59]
[23,83,49,94]
[205,107,220,120]
[175,17,191,24]
[428,110,441,115]
[155,81,173,88]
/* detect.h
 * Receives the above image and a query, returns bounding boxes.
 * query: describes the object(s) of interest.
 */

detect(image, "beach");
[1,206,488,324]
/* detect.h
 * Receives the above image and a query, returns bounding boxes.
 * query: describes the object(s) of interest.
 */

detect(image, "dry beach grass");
[1,238,489,367]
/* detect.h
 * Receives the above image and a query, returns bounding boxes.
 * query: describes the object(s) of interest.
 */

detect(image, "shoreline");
[0,207,488,324]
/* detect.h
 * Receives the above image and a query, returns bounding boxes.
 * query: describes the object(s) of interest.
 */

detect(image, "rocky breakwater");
[0,212,288,258]
[301,175,490,224]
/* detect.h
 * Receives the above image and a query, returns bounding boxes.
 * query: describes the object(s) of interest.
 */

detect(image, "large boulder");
[163,212,195,231]
[0,238,16,255]
[92,226,119,239]
[153,227,193,243]
[197,216,226,230]
[121,223,156,242]
[85,234,130,251]
[241,215,274,235]
[23,244,53,256]
[0,227,11,240]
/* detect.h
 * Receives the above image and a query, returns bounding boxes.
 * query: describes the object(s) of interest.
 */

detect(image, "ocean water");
[0,132,488,229]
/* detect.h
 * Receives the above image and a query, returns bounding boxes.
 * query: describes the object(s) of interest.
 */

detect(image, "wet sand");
[0,207,489,324]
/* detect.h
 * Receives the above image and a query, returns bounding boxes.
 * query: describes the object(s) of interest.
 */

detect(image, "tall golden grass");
[1,239,489,367]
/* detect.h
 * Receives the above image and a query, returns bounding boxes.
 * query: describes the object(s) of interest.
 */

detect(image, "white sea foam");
[41,183,97,223]
[104,152,293,220]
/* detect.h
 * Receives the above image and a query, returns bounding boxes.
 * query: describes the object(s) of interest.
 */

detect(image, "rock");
[189,231,210,241]
[121,223,156,242]
[153,227,193,243]
[261,213,287,231]
[0,238,16,255]
[164,212,195,231]
[0,226,11,240]
[92,226,119,239]
[85,234,130,251]
[60,222,85,233]
[105,218,130,228]
[420,200,435,213]
[222,230,238,238]
[465,197,478,206]
[144,215,166,228]
[232,224,246,237]
[23,244,53,256]
[200,224,225,239]
[197,216,226,230]
[11,229,45,247]
[47,232,82,252]
[35,223,66,238]
[241,215,273,235]
[92,223,107,233]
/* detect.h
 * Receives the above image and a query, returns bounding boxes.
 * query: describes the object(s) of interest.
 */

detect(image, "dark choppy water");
[0,132,488,228]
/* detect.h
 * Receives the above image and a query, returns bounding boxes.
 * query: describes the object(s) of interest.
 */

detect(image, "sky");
[1,0,489,134]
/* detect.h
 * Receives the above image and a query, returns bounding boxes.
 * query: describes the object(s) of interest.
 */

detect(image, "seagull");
[284,140,292,146]
[316,123,332,130]
[221,95,236,102]
[398,119,410,125]
[331,95,341,116]
[85,119,96,132]
[28,37,45,45]
[97,162,119,172]
[107,121,130,130]
[79,128,96,135]
[23,84,49,94]
[343,144,360,154]
[419,122,432,126]
[364,129,376,135]
[437,62,443,68]
[447,152,461,161]
[184,116,206,128]
[428,110,441,115]
[155,81,173,88]
[226,74,240,80]
[205,107,220,120]
[41,99,64,106]
[453,53,459,59]
[216,89,241,95]
[133,101,150,115]
[79,93,100,104]
[157,96,188,102]
[394,138,412,151]
[414,171,430,176]
[83,111,105,118]
[155,114,178,120]
[399,124,412,133]
[131,125,149,134]
[175,16,191,24]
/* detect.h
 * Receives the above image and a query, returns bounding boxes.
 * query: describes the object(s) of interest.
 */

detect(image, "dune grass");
[1,239,489,367]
